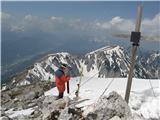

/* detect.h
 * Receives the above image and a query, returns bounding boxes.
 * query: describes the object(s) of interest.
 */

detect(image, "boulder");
[85,113,97,120]
[0,116,12,120]
[85,91,133,120]
[59,107,83,120]
[41,96,70,120]
[109,116,121,120]
[24,91,37,100]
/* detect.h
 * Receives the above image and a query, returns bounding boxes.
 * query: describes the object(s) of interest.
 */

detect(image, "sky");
[1,1,159,20]
[1,1,160,67]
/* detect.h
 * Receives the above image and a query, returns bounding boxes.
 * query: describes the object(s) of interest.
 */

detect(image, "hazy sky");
[1,1,160,65]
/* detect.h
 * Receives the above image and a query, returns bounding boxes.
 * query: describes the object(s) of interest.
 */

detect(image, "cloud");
[95,16,134,33]
[24,14,34,21]
[1,12,12,25]
[1,12,11,20]
[110,16,124,25]
[10,25,25,32]
[50,16,62,21]
[96,13,160,41]
[141,13,160,38]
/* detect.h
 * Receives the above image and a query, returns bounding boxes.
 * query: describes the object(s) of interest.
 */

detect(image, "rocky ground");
[1,81,134,120]
[1,81,55,120]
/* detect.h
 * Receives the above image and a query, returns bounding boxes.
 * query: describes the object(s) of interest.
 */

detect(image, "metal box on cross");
[130,31,141,45]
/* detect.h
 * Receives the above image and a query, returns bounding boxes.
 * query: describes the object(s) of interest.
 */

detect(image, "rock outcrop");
[84,91,133,120]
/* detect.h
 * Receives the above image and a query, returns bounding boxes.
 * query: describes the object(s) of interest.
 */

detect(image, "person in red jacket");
[55,63,70,99]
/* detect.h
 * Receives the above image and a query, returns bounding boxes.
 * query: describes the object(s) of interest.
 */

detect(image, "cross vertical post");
[125,6,143,103]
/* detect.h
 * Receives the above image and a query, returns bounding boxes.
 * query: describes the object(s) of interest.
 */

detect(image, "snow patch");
[5,108,34,118]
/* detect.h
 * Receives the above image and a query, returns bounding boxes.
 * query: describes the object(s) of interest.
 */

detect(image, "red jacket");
[55,70,70,93]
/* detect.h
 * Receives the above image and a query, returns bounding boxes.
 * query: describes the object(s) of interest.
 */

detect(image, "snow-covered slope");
[45,77,160,120]
[81,46,130,77]
[8,52,81,88]
[26,52,81,81]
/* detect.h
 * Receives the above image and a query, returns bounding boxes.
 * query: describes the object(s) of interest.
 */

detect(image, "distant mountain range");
[2,45,160,89]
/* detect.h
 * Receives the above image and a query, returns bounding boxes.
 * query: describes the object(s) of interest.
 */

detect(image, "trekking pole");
[75,67,83,98]
[67,81,70,94]
[66,65,72,94]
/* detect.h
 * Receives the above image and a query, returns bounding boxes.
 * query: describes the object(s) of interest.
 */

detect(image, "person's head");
[60,63,67,70]
[60,63,70,76]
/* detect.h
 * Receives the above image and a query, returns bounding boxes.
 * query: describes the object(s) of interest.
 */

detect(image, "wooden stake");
[125,6,143,103]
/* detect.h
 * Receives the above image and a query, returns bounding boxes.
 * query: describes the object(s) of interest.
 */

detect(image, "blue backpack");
[55,69,64,78]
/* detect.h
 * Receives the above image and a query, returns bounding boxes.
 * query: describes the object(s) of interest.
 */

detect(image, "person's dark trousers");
[57,92,64,99]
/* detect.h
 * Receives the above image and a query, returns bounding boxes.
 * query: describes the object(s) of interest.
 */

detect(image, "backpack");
[55,69,64,78]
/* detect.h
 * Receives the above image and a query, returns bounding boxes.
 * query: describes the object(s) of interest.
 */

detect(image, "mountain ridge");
[2,45,160,90]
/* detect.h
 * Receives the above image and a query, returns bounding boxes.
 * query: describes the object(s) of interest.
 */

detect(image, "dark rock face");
[138,52,160,79]
[84,46,130,78]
